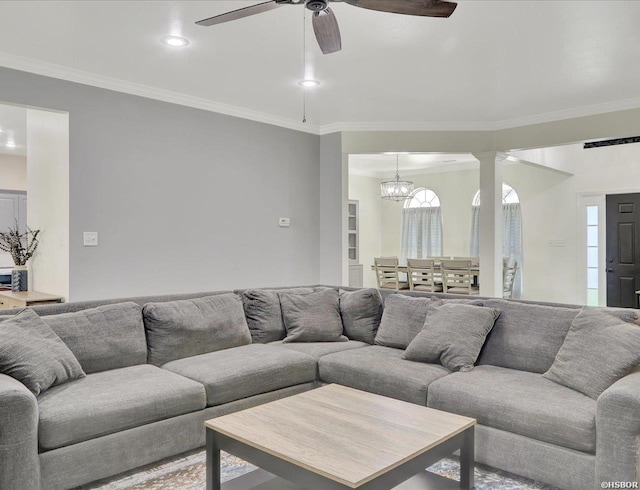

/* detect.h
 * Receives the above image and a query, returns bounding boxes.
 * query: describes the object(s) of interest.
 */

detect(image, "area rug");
[80,450,558,490]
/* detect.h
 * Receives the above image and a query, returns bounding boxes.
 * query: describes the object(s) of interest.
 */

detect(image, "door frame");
[577,193,606,306]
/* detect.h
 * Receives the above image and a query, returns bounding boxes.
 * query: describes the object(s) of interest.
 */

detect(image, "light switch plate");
[547,239,566,248]
[83,232,98,247]
[278,218,291,227]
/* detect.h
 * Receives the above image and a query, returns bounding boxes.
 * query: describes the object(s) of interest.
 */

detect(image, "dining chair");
[407,259,443,292]
[374,257,409,290]
[429,256,449,265]
[441,259,479,295]
[453,256,480,267]
[503,258,518,299]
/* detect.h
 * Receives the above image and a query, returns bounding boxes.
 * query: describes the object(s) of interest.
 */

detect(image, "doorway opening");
[0,101,70,299]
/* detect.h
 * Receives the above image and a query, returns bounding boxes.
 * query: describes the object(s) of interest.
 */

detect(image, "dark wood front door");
[606,193,640,307]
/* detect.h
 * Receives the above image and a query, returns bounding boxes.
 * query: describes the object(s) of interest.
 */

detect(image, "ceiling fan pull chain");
[302,7,307,123]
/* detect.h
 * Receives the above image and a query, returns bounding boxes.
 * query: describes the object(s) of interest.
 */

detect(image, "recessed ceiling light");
[162,36,190,47]
[298,79,320,88]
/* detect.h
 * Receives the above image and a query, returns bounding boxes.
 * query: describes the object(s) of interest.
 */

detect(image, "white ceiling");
[349,153,478,177]
[1,1,639,134]
[0,104,27,156]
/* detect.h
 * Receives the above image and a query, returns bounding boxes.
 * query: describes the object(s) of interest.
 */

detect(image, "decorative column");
[473,151,506,297]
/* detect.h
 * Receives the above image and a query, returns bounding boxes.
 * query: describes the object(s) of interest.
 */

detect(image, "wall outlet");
[83,232,98,247]
[278,218,291,228]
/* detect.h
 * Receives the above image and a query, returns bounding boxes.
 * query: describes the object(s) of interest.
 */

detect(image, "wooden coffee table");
[205,384,476,490]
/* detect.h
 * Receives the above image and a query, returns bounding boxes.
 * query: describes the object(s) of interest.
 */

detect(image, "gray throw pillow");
[42,302,146,374]
[241,288,317,343]
[279,289,347,343]
[478,299,578,373]
[431,297,485,306]
[374,294,433,349]
[143,294,251,366]
[543,307,640,399]
[0,309,85,396]
[339,288,383,344]
[403,303,501,372]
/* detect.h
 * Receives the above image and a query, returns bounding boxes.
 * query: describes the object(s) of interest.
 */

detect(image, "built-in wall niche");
[348,200,359,262]
[347,200,363,287]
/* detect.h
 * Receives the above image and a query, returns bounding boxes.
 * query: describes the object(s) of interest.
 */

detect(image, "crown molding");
[0,52,321,135]
[318,121,497,135]
[3,51,640,138]
[349,160,481,179]
[320,97,640,134]
[490,97,640,131]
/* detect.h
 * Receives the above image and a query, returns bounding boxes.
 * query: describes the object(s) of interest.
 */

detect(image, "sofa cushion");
[162,344,316,406]
[374,294,432,349]
[143,294,251,366]
[37,364,206,450]
[318,345,450,405]
[269,340,368,360]
[427,365,596,453]
[279,289,347,343]
[478,299,578,373]
[403,303,500,372]
[42,302,146,374]
[339,288,383,344]
[241,288,318,343]
[0,309,85,396]
[544,307,640,399]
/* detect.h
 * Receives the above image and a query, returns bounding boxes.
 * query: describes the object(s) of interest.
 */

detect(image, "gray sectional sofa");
[0,286,638,490]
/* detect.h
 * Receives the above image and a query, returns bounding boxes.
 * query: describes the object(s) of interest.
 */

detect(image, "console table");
[0,290,63,309]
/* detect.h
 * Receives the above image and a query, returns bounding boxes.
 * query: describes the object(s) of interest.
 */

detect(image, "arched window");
[470,183,523,298]
[405,188,441,208]
[400,188,443,262]
[472,183,520,206]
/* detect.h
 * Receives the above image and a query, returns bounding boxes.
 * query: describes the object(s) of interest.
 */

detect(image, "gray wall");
[1,67,320,301]
[319,133,345,285]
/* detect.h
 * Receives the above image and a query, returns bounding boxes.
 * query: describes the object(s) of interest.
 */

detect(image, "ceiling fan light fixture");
[306,0,329,12]
[299,79,321,88]
[162,36,190,47]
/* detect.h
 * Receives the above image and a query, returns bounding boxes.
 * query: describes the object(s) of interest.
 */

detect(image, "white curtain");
[503,203,523,297]
[470,206,480,257]
[469,203,523,297]
[400,207,443,263]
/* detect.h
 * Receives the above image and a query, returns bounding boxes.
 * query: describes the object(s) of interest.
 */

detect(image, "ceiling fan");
[196,0,457,55]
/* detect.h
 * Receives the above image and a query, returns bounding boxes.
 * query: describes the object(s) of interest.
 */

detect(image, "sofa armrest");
[596,370,640,485]
[0,373,40,490]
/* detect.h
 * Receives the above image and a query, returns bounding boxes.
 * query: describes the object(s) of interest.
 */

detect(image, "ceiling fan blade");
[344,0,457,18]
[312,8,342,55]
[196,1,282,26]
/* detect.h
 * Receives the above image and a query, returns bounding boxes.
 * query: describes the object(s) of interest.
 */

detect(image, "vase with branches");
[0,221,40,291]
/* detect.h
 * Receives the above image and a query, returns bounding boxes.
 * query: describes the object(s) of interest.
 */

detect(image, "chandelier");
[380,154,414,201]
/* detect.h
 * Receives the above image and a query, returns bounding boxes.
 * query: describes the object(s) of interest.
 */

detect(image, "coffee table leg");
[206,429,221,490]
[459,427,475,489]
